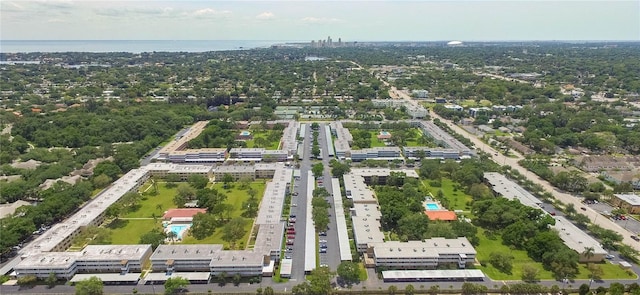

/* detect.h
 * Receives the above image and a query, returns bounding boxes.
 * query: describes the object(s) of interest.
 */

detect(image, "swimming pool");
[168,224,190,240]
[424,202,441,211]
[380,131,390,135]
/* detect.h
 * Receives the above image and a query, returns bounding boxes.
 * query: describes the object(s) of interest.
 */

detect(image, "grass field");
[475,229,637,280]
[107,219,161,244]
[107,180,266,248]
[244,130,282,150]
[181,181,266,247]
[422,178,473,213]
[122,184,178,218]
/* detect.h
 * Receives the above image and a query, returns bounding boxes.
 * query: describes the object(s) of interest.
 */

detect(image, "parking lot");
[585,201,640,235]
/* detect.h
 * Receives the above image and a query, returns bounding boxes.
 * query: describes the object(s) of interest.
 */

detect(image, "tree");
[75,276,103,295]
[292,282,309,295]
[330,159,350,178]
[92,174,112,189]
[187,174,209,189]
[405,284,415,295]
[263,286,275,295]
[579,284,590,295]
[337,261,360,286]
[582,247,595,261]
[164,277,189,295]
[609,282,625,295]
[190,213,217,240]
[46,272,57,288]
[489,251,514,274]
[388,285,398,295]
[177,183,197,200]
[312,163,324,178]
[222,173,234,189]
[232,273,242,286]
[222,217,247,248]
[93,161,122,179]
[428,285,440,295]
[521,264,539,282]
[308,266,333,295]
[139,228,167,250]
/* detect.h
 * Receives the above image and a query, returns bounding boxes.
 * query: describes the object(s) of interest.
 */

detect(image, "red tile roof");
[163,208,207,219]
[424,210,457,221]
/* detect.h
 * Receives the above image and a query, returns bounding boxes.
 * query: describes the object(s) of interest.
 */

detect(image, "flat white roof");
[351,168,419,179]
[371,238,476,258]
[280,258,293,276]
[209,250,265,267]
[417,121,471,152]
[344,174,377,203]
[552,216,608,255]
[332,178,352,261]
[382,269,485,280]
[304,173,316,272]
[614,194,640,206]
[484,172,543,208]
[19,167,149,256]
[152,245,223,261]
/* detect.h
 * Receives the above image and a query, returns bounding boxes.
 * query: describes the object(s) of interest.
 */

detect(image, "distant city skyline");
[1,0,639,41]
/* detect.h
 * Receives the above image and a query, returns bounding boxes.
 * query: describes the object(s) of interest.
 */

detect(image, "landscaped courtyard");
[105,180,266,249]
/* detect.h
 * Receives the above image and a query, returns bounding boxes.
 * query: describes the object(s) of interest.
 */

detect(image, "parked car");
[319,248,327,253]
[319,231,326,236]
[632,236,640,242]
[580,207,586,211]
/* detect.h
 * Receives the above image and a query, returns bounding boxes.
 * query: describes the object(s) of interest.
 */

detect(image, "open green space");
[122,184,178,218]
[107,219,161,244]
[475,229,555,280]
[243,130,282,150]
[105,180,265,248]
[368,131,388,148]
[181,218,253,248]
[475,229,637,280]
[181,181,266,247]
[422,178,473,213]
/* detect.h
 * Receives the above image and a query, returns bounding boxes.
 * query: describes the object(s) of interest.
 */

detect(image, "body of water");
[0,40,297,53]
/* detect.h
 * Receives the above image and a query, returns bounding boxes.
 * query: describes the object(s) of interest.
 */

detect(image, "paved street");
[290,123,311,282]
[317,123,342,271]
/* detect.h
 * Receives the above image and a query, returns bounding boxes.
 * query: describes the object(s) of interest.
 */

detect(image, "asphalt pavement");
[290,123,311,282]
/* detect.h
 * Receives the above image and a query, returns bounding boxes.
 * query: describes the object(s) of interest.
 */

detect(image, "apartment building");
[369,238,476,269]
[14,245,152,279]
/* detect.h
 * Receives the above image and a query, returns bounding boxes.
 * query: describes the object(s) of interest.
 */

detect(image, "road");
[317,123,342,271]
[290,123,311,282]
[387,86,640,252]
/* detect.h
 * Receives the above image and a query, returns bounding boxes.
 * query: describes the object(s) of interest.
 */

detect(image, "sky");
[1,0,639,41]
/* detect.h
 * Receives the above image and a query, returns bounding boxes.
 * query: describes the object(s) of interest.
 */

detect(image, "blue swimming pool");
[168,224,190,239]
[424,203,440,210]
[380,131,390,135]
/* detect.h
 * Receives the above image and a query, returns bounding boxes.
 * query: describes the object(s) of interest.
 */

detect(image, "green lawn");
[475,229,555,280]
[181,218,253,248]
[368,131,388,148]
[122,184,177,218]
[422,178,473,213]
[107,219,161,244]
[181,181,266,248]
[243,130,282,150]
[475,229,637,280]
[108,180,266,248]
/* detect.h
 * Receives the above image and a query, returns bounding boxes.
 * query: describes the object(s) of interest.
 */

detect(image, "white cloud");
[256,11,274,20]
[1,1,26,12]
[301,17,342,24]
[192,8,231,17]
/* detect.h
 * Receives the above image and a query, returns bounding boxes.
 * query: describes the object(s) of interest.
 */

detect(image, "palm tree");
[582,247,595,261]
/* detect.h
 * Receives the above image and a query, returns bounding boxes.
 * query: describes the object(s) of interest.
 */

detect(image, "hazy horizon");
[2,1,639,42]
